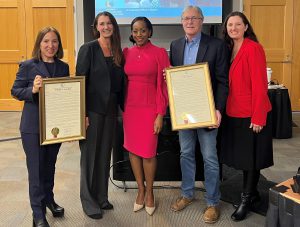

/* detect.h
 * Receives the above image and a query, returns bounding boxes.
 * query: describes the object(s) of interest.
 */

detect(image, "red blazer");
[226,38,271,126]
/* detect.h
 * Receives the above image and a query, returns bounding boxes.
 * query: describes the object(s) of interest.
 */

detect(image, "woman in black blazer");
[11,27,69,227]
[76,11,125,219]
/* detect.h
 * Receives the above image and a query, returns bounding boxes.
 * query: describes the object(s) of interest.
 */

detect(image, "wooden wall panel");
[31,0,67,7]
[0,0,75,111]
[0,64,19,99]
[0,0,25,110]
[244,0,293,102]
[251,6,285,49]
[0,0,26,62]
[25,0,75,75]
[267,63,283,84]
[0,8,19,49]
[291,0,300,110]
[0,64,23,110]
[31,8,67,54]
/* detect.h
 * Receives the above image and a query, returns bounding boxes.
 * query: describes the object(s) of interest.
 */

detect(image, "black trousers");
[79,94,118,216]
[21,133,61,219]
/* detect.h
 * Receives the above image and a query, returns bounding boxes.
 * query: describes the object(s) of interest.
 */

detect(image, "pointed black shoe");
[101,201,114,210]
[46,202,64,217]
[32,218,50,227]
[231,192,252,221]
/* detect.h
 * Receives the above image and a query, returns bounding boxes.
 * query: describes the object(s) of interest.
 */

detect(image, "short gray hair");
[182,5,204,19]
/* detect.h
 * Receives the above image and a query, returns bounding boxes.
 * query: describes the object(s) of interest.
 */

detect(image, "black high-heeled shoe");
[46,202,64,217]
[32,218,50,227]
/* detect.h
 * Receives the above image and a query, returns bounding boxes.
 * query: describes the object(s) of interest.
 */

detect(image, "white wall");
[75,0,84,59]
[232,0,243,11]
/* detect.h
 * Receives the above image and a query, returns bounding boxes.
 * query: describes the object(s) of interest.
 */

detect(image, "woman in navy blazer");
[220,12,273,221]
[11,27,69,227]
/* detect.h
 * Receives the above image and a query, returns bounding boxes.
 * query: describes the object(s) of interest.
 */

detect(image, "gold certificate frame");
[166,63,216,130]
[39,76,86,145]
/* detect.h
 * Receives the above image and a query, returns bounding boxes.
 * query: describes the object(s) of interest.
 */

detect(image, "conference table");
[266,178,300,227]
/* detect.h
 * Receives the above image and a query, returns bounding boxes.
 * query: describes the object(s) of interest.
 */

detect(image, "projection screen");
[96,0,223,24]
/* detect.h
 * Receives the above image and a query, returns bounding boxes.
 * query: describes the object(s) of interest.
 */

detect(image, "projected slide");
[96,0,222,24]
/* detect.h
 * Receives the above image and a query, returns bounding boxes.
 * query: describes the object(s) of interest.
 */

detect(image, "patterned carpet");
[1,112,300,226]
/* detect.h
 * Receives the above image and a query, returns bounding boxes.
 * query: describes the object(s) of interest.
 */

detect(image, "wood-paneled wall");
[0,0,74,111]
[244,0,300,110]
[1,0,300,110]
[291,0,300,110]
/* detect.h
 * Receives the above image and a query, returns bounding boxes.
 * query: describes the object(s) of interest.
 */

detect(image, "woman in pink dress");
[123,17,169,216]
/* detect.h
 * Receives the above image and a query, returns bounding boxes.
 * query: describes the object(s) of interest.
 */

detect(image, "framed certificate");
[165,63,217,130]
[39,76,86,145]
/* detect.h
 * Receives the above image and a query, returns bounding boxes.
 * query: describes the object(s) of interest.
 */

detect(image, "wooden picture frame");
[39,76,86,145]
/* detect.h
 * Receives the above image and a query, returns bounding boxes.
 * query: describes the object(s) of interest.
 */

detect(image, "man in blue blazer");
[169,6,229,224]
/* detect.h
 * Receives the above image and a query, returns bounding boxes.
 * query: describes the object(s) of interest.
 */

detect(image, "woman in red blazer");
[220,12,273,221]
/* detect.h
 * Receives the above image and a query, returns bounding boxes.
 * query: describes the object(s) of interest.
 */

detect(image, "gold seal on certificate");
[51,127,60,138]
[165,63,217,130]
[181,112,189,124]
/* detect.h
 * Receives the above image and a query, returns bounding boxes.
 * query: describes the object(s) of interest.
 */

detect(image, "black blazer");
[11,58,70,134]
[170,33,229,113]
[76,40,125,115]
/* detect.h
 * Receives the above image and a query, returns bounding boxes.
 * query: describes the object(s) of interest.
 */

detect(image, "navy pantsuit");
[21,133,61,218]
[11,58,69,219]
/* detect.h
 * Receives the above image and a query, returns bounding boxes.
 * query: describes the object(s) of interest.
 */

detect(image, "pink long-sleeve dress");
[123,41,169,158]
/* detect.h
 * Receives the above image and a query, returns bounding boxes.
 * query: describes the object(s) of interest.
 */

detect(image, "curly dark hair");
[222,11,258,50]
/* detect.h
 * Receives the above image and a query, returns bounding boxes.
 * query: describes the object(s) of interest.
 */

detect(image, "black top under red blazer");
[169,33,229,113]
[11,58,70,134]
[76,40,125,116]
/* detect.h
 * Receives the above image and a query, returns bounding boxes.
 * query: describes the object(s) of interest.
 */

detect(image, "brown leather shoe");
[203,206,220,224]
[171,197,193,212]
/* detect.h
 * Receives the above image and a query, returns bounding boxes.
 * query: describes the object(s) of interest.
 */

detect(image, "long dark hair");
[93,11,124,66]
[129,17,153,44]
[32,26,63,60]
[222,11,258,50]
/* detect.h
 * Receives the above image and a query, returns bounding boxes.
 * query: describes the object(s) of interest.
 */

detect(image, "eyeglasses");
[181,17,203,22]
